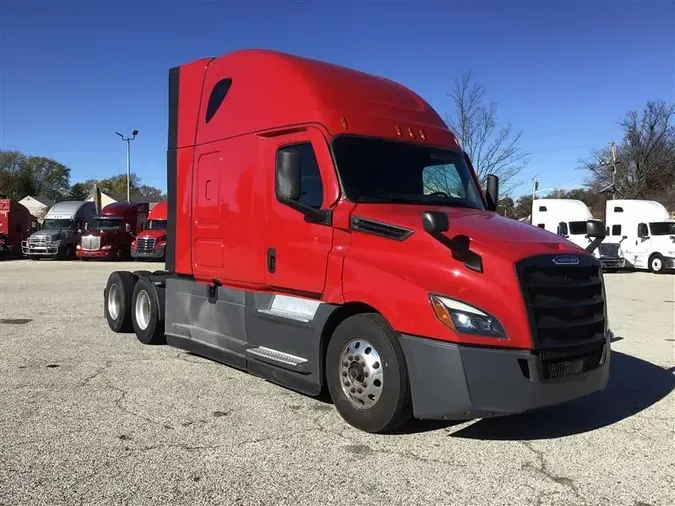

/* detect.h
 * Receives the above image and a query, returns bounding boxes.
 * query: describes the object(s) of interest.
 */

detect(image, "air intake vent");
[350,217,413,241]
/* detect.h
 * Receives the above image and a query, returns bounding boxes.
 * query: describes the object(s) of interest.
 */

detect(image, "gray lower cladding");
[164,277,339,396]
[399,333,611,420]
[131,248,165,259]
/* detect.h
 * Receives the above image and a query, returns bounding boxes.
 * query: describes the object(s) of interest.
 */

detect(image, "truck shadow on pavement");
[447,349,675,440]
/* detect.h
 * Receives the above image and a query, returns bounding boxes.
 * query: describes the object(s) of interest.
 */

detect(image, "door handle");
[267,248,276,273]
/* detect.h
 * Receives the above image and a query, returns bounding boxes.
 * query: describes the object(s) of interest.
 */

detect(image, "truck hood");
[30,229,72,241]
[352,204,585,260]
[84,229,125,241]
[135,229,166,241]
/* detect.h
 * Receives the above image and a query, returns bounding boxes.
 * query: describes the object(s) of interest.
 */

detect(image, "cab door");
[263,127,336,296]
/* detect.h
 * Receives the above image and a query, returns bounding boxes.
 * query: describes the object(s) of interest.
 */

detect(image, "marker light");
[341,117,348,130]
[430,294,507,339]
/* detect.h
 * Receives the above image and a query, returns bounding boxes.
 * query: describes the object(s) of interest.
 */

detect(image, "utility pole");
[532,175,538,201]
[115,129,139,202]
[609,141,617,200]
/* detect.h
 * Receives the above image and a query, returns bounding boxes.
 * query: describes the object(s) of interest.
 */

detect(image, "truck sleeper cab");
[605,199,675,273]
[22,201,96,259]
[103,49,611,434]
[532,198,625,270]
[131,200,167,260]
[0,199,38,258]
[78,202,149,260]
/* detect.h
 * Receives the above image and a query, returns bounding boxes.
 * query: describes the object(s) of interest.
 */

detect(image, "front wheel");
[649,253,665,274]
[326,313,412,433]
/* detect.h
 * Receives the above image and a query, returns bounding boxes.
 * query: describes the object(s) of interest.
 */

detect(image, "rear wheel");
[131,276,166,345]
[649,253,665,273]
[104,271,138,332]
[326,313,412,433]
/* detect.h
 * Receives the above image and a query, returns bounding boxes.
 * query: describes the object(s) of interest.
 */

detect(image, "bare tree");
[583,100,675,209]
[444,72,529,195]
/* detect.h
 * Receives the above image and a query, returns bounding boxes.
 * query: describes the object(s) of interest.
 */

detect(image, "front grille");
[516,255,606,348]
[598,243,620,257]
[29,235,48,246]
[136,237,156,253]
[81,235,101,251]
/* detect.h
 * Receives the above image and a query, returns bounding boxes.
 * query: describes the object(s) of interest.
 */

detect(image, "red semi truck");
[131,200,167,261]
[102,49,611,433]
[78,202,148,260]
[0,199,38,258]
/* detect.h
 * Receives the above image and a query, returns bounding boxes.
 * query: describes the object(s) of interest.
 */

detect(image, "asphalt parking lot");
[0,260,673,506]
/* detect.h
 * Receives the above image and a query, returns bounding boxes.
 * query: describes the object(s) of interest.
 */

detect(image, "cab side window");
[277,143,323,209]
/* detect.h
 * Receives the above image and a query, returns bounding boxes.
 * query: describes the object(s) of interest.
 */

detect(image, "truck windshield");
[147,220,167,230]
[331,136,485,210]
[42,219,73,230]
[649,222,675,235]
[94,218,123,230]
[569,221,587,235]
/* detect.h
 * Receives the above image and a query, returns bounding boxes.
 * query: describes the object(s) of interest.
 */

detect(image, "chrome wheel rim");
[135,290,151,330]
[108,285,120,320]
[339,338,384,409]
[652,258,662,271]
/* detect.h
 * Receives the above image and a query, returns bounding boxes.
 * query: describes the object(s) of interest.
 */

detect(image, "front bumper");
[131,247,164,259]
[77,249,118,259]
[21,241,60,257]
[399,333,611,420]
[600,256,626,269]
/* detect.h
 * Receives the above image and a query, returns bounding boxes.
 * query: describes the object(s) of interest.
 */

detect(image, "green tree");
[0,150,70,200]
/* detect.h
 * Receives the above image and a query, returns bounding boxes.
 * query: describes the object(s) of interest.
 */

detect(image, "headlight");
[430,294,507,339]
[49,240,61,247]
[102,244,112,250]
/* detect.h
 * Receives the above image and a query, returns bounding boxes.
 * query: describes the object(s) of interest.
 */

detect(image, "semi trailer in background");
[77,202,149,260]
[102,49,611,434]
[22,201,96,259]
[0,199,38,258]
[131,200,167,261]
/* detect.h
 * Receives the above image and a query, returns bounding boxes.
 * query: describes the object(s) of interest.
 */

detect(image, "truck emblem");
[552,255,580,265]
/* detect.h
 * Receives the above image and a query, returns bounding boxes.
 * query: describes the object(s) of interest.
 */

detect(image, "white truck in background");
[604,199,675,274]
[531,199,625,270]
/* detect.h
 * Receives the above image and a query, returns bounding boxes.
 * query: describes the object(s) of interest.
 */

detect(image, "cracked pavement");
[0,260,673,506]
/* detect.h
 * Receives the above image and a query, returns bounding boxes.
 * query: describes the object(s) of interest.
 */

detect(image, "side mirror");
[485,174,499,212]
[84,223,88,231]
[422,210,449,234]
[125,223,131,233]
[276,149,301,202]
[586,219,606,238]
[637,223,648,238]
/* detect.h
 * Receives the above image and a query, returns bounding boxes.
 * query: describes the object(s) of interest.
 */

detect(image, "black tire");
[649,253,665,274]
[61,244,74,260]
[326,313,412,433]
[104,271,138,333]
[131,276,166,345]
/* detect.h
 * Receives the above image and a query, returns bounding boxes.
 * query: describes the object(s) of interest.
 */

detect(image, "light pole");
[115,129,139,202]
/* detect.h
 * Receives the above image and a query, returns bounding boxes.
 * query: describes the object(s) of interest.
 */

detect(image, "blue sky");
[1,0,673,198]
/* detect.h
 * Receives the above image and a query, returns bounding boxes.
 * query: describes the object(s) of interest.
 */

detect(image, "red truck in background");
[78,202,148,260]
[102,49,610,434]
[0,199,38,258]
[131,200,167,261]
